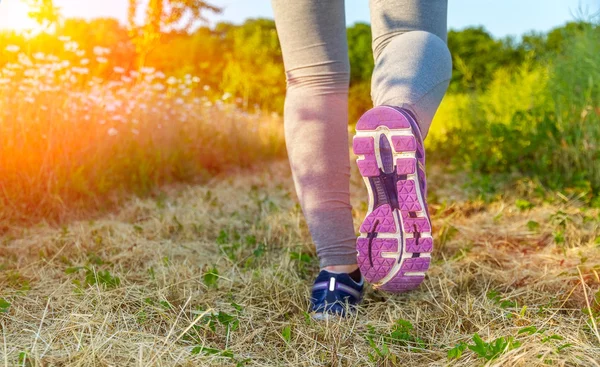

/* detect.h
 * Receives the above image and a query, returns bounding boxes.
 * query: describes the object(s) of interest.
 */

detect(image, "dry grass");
[1,160,600,366]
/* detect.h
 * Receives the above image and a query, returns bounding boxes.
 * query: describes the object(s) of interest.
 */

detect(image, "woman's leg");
[271,0,357,269]
[352,1,451,292]
[369,0,452,137]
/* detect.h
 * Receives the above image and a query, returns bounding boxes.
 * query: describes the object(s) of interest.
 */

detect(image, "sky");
[0,0,598,38]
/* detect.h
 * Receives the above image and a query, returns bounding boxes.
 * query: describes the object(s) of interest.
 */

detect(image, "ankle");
[322,264,359,273]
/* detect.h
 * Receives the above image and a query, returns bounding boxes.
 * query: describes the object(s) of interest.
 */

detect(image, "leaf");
[281,325,291,342]
[516,199,534,211]
[557,343,572,352]
[527,220,540,231]
[518,326,538,335]
[447,342,467,359]
[0,298,11,313]
[18,351,28,365]
[487,289,501,302]
[253,244,266,258]
[217,311,239,330]
[244,235,257,246]
[231,302,243,313]
[554,230,565,244]
[65,266,83,274]
[216,230,229,245]
[290,251,312,263]
[500,299,517,309]
[468,333,487,357]
[467,334,521,361]
[541,334,564,343]
[203,267,219,288]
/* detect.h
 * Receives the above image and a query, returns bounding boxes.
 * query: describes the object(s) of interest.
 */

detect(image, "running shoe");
[352,106,433,293]
[310,269,364,319]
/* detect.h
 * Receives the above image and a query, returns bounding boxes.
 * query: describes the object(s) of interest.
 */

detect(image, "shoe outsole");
[353,106,432,293]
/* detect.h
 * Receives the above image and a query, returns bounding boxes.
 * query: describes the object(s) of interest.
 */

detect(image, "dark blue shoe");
[310,270,364,319]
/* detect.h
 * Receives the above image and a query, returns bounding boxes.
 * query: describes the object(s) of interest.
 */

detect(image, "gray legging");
[272,0,452,267]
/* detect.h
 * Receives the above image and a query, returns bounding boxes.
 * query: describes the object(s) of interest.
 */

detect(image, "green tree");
[220,19,285,111]
[522,21,593,60]
[26,0,61,27]
[127,0,220,67]
[447,26,523,92]
[347,23,374,84]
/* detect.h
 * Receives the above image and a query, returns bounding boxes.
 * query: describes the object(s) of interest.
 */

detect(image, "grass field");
[1,12,599,367]
[1,159,599,366]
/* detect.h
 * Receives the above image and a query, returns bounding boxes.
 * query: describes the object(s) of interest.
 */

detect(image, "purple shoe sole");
[353,106,432,293]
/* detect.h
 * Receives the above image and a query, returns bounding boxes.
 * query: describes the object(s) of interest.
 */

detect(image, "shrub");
[428,25,600,197]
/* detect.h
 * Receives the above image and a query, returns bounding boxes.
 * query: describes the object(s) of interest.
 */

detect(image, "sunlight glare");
[0,0,46,33]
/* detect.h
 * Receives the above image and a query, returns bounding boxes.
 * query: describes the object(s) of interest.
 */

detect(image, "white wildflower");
[33,52,45,60]
[113,66,125,74]
[96,57,108,64]
[64,41,79,52]
[80,58,90,65]
[192,76,200,83]
[107,127,118,136]
[140,67,155,74]
[72,67,89,75]
[93,46,111,56]
[5,45,20,53]
[18,53,33,67]
[166,76,177,85]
